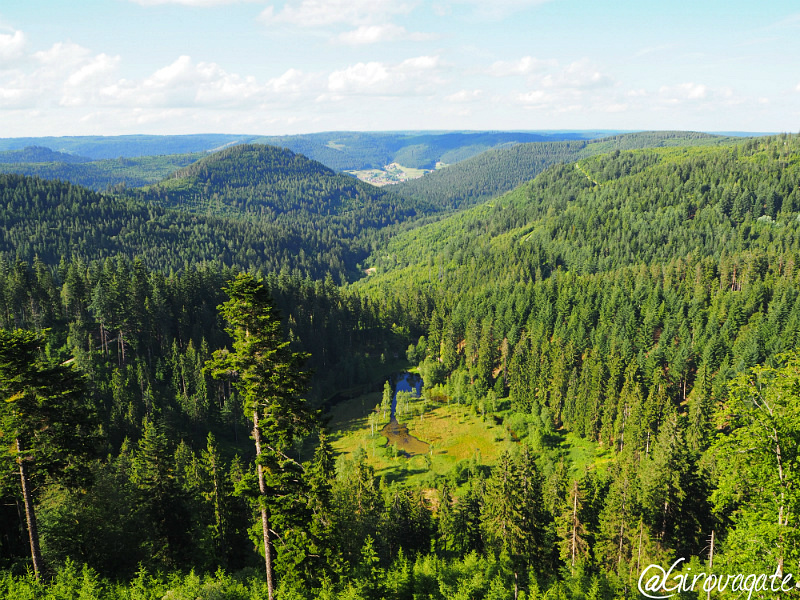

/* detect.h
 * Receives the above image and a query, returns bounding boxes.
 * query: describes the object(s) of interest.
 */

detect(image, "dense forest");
[1,133,800,599]
[392,131,734,211]
[0,145,435,282]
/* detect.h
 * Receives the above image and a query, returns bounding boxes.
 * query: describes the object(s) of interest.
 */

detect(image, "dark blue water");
[390,372,423,419]
[382,372,428,456]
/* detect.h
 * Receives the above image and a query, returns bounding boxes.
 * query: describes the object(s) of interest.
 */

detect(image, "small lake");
[381,372,429,456]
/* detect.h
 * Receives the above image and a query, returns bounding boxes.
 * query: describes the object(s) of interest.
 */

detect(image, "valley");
[1,130,799,600]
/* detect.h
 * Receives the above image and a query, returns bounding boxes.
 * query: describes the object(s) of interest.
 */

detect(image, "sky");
[0,0,798,136]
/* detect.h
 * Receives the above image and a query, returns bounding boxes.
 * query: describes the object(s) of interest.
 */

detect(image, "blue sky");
[0,0,798,136]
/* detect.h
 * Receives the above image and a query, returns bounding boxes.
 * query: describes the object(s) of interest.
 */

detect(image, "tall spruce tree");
[205,274,314,600]
[0,329,96,579]
[711,354,800,577]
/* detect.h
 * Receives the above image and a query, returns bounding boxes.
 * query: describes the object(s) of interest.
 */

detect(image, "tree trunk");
[253,410,275,600]
[570,482,578,572]
[17,438,44,579]
[707,530,714,600]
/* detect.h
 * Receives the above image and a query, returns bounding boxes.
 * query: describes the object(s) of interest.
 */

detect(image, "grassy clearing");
[325,386,512,487]
[323,373,610,488]
[560,431,611,475]
[404,402,513,477]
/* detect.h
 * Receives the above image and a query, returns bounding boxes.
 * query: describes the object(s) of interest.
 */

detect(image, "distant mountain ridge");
[0,134,246,159]
[251,130,606,171]
[0,130,728,194]
[0,130,609,171]
[0,146,92,164]
[392,131,738,210]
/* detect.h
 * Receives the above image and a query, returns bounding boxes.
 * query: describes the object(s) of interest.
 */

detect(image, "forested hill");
[0,170,410,281]
[0,145,438,281]
[365,134,798,286]
[392,130,735,210]
[134,143,429,221]
[0,174,333,277]
[0,146,92,164]
[128,144,438,277]
[358,133,800,451]
[0,152,204,191]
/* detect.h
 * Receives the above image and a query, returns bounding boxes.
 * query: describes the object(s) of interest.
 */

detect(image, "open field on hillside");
[324,376,609,488]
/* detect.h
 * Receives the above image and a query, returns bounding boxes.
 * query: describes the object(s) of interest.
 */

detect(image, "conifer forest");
[1,131,800,599]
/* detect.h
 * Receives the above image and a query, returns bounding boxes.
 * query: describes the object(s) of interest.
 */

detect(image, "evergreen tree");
[711,354,800,576]
[0,329,96,579]
[205,274,314,599]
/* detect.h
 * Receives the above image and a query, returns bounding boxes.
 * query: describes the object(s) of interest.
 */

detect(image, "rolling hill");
[391,130,737,210]
[0,144,437,281]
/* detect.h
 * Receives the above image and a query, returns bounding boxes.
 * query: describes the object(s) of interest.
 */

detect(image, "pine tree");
[199,432,231,567]
[556,479,590,574]
[381,381,392,422]
[0,329,97,579]
[205,274,314,600]
[710,354,800,576]
[130,418,192,569]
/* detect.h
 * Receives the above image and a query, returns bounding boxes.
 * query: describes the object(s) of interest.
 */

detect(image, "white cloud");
[65,53,120,88]
[0,42,118,109]
[96,56,321,111]
[399,55,440,70]
[510,58,614,112]
[540,59,612,90]
[488,56,555,77]
[438,0,552,20]
[327,55,442,96]
[795,82,800,92]
[659,82,708,103]
[34,42,91,67]
[129,0,247,6]
[516,89,553,108]
[0,35,323,116]
[655,83,746,111]
[0,83,30,107]
[339,24,401,44]
[445,89,482,103]
[603,103,629,113]
[62,53,121,106]
[489,57,613,99]
[265,68,315,93]
[150,55,202,87]
[260,0,415,28]
[99,55,271,108]
[0,29,26,64]
[328,62,389,93]
[337,24,433,45]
